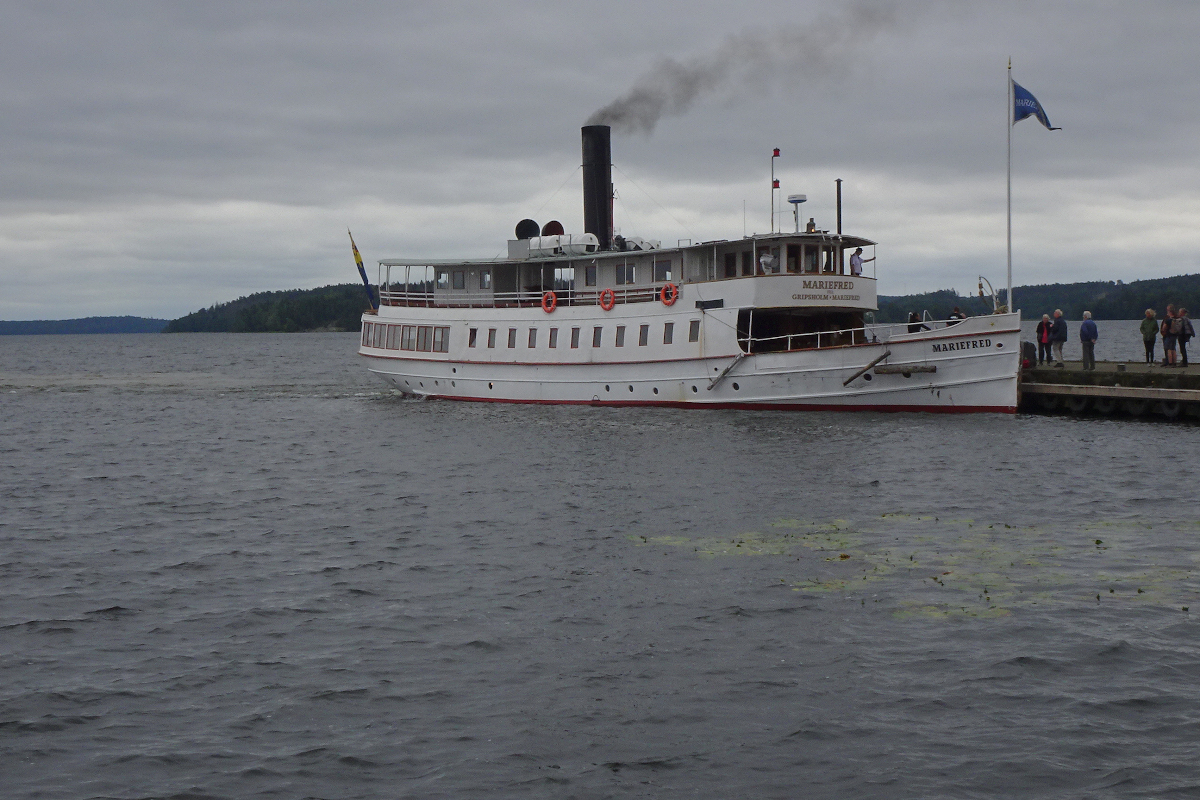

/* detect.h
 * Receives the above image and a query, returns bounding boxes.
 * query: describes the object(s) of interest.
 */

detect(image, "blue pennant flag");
[1012,80,1060,130]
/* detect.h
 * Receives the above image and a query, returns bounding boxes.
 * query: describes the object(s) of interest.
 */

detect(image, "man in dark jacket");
[1050,309,1068,367]
[1180,308,1194,367]
[1079,311,1098,370]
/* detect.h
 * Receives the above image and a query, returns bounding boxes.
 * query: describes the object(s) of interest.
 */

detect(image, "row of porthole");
[402,379,742,393]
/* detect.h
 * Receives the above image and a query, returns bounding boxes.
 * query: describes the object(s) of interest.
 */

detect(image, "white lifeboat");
[527,233,600,257]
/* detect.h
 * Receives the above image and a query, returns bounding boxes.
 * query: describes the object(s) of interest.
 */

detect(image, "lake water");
[3,331,1199,799]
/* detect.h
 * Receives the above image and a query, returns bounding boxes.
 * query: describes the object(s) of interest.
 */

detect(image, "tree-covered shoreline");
[877,273,1200,322]
[165,284,372,333]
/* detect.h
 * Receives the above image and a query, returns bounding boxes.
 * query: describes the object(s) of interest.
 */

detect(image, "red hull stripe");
[398,394,1016,414]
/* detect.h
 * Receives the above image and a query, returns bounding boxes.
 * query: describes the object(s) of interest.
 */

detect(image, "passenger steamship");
[357,126,1019,412]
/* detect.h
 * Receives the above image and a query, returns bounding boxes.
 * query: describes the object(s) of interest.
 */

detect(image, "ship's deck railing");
[377,284,670,308]
[743,318,970,353]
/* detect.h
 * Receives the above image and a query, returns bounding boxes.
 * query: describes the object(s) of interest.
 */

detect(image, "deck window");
[436,271,450,289]
[663,322,674,345]
[372,324,383,349]
[528,328,537,348]
[592,326,602,347]
[479,270,492,289]
[585,265,597,286]
[639,324,649,346]
[401,325,416,350]
[724,253,737,278]
[549,328,558,348]
[741,251,754,276]
[468,328,477,348]
[416,326,432,351]
[571,327,580,348]
[508,328,517,348]
[787,244,801,273]
[361,323,370,346]
[689,320,700,342]
[615,325,625,347]
[386,325,398,349]
[616,263,634,285]
[554,267,575,291]
[452,271,465,290]
[433,326,449,353]
[487,328,496,348]
[654,259,672,282]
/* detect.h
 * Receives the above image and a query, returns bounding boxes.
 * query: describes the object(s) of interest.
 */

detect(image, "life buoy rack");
[541,290,557,313]
[599,288,616,311]
[660,282,679,306]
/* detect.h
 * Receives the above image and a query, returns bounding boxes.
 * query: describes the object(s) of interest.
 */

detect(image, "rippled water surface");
[3,332,1199,799]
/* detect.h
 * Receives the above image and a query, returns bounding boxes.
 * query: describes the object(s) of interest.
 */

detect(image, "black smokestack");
[582,125,612,250]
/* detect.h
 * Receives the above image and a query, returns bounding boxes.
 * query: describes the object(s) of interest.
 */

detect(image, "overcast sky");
[3,0,1200,320]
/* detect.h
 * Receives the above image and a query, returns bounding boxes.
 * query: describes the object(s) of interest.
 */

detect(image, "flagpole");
[1006,58,1013,317]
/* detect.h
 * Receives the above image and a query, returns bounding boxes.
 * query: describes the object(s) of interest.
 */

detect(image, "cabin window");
[787,244,801,273]
[479,270,492,289]
[592,326,602,347]
[571,327,580,348]
[639,324,649,346]
[401,325,416,350]
[803,246,819,273]
[549,327,558,348]
[361,323,370,346]
[616,263,635,285]
[433,326,449,353]
[741,251,754,276]
[452,271,466,290]
[508,328,517,348]
[724,253,737,278]
[386,325,398,349]
[528,328,537,348]
[372,324,384,348]
[487,328,496,348]
[585,265,597,286]
[436,271,450,289]
[653,259,672,282]
[689,320,700,342]
[615,325,625,347]
[468,328,477,348]
[416,326,432,351]
[554,267,575,291]
[663,322,674,345]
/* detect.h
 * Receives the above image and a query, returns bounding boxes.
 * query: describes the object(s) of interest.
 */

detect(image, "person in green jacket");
[1140,308,1158,364]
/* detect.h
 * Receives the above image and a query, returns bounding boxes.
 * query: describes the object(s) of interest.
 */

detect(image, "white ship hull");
[359,305,1019,413]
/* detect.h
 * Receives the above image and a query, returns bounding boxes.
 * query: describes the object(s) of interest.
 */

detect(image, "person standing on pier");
[1180,308,1194,367]
[1050,309,1068,368]
[1141,309,1158,364]
[1161,305,1178,367]
[1036,313,1054,365]
[1079,311,1098,371]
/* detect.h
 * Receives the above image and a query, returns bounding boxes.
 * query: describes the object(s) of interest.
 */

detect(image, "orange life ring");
[541,290,557,313]
[660,282,679,306]
[599,288,616,311]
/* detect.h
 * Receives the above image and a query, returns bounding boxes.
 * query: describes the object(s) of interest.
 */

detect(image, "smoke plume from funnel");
[586,4,896,134]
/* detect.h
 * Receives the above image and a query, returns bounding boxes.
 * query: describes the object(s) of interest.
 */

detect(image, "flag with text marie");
[1012,80,1061,130]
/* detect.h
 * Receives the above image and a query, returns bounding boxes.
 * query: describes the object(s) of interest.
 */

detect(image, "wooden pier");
[1019,361,1200,419]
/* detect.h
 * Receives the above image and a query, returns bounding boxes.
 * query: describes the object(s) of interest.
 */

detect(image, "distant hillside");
[166,283,372,333]
[0,316,168,335]
[878,273,1200,322]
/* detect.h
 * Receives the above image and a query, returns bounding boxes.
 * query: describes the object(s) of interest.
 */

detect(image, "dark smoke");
[586,4,896,134]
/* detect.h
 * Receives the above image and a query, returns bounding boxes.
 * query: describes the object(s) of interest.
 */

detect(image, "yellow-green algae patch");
[637,515,1200,616]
